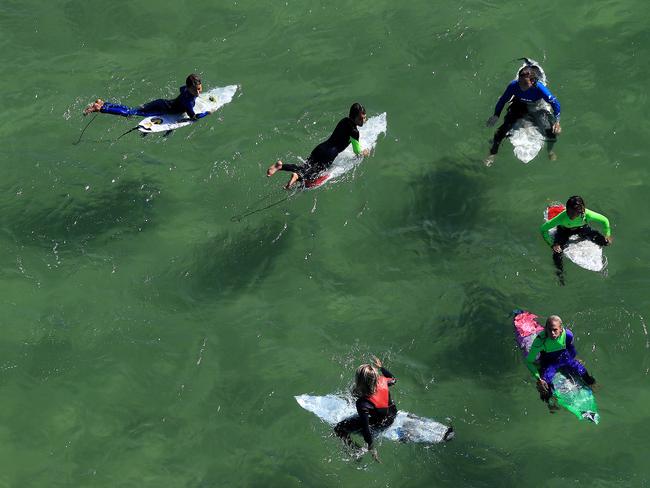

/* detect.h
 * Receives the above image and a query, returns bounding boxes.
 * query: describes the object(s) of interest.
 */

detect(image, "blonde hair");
[545,315,562,332]
[352,364,378,398]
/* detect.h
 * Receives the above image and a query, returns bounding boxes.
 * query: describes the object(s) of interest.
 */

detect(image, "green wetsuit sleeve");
[525,337,543,379]
[350,137,362,155]
[539,211,568,245]
[585,209,611,237]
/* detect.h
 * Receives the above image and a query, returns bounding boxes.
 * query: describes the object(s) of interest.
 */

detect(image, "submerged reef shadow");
[4,178,161,252]
[156,218,292,307]
[433,282,519,382]
[413,159,486,232]
[396,158,488,256]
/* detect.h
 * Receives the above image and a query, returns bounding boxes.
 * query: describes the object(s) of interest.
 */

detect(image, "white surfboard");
[303,112,387,189]
[544,205,607,272]
[509,59,553,163]
[137,85,239,134]
[295,394,453,444]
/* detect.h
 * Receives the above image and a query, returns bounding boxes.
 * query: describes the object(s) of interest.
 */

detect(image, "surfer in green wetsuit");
[526,315,596,410]
[540,195,613,285]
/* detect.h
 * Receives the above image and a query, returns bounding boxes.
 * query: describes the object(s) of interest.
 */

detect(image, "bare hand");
[552,244,562,253]
[370,448,381,463]
[486,115,498,127]
[361,148,370,157]
[536,378,549,394]
[371,356,382,368]
[605,236,613,245]
[552,122,562,134]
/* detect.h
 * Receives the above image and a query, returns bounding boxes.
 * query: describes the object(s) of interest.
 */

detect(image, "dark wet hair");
[566,195,585,215]
[186,73,202,89]
[517,66,539,84]
[349,102,366,119]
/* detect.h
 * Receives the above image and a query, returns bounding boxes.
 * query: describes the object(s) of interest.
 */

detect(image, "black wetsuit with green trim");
[280,117,362,180]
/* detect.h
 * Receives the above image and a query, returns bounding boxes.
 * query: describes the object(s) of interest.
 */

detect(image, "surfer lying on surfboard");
[540,195,612,285]
[266,103,370,189]
[526,315,596,410]
[83,73,211,120]
[484,63,561,166]
[333,356,396,463]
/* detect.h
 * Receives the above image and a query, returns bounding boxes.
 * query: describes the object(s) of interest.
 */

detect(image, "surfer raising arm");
[484,65,561,166]
[540,195,612,285]
[526,315,596,409]
[83,73,211,120]
[266,103,370,189]
[334,356,397,463]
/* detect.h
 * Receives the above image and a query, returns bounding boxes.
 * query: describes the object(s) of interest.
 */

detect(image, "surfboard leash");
[230,188,299,222]
[116,125,140,141]
[72,113,98,145]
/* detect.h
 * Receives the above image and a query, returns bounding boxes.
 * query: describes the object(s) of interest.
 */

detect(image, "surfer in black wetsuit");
[333,356,397,463]
[266,103,370,189]
[83,73,210,120]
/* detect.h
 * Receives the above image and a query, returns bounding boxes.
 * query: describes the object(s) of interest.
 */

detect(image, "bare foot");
[284,172,299,189]
[267,160,282,177]
[83,99,104,115]
[483,154,495,167]
[548,151,558,161]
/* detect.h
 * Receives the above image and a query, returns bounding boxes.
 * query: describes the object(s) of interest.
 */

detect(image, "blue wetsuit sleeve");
[182,99,197,118]
[176,87,203,119]
[537,83,561,118]
[183,99,209,119]
[565,329,577,358]
[494,81,516,117]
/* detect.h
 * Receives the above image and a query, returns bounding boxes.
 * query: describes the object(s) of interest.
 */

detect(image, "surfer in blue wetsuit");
[266,103,370,189]
[334,356,396,463]
[526,315,596,410]
[484,65,561,166]
[83,73,210,120]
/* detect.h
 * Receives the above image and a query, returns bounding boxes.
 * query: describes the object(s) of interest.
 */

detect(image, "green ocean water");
[1,0,649,486]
